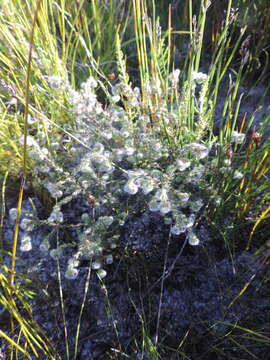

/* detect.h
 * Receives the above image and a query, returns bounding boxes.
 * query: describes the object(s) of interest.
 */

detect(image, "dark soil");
[1,195,270,360]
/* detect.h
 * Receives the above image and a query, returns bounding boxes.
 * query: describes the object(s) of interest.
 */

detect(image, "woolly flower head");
[190,199,203,212]
[20,234,32,252]
[44,75,69,90]
[169,69,180,88]
[176,192,190,203]
[231,131,245,144]
[149,188,171,214]
[192,71,208,84]
[140,178,155,195]
[155,188,169,202]
[98,216,114,228]
[65,257,80,280]
[143,78,162,97]
[187,230,200,246]
[123,169,155,195]
[182,143,210,159]
[19,135,38,148]
[44,182,63,199]
[69,76,102,121]
[171,214,195,235]
[233,170,244,180]
[9,208,17,222]
[187,164,205,183]
[171,224,186,235]
[89,152,114,173]
[92,142,105,153]
[112,83,140,107]
[47,207,64,224]
[176,158,191,171]
[123,178,139,195]
[81,76,98,91]
[20,217,35,232]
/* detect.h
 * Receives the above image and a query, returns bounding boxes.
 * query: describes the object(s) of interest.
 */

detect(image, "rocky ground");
[1,193,270,359]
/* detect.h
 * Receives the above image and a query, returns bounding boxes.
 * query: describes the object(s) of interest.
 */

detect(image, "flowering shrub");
[10,72,247,279]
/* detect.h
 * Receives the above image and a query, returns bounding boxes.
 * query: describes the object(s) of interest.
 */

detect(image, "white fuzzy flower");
[99,160,114,173]
[233,171,243,180]
[149,188,171,213]
[183,143,209,159]
[20,218,35,232]
[171,224,187,235]
[176,158,191,171]
[44,182,63,198]
[65,263,79,280]
[122,131,130,138]
[103,131,113,139]
[82,76,98,89]
[231,131,245,144]
[155,188,169,202]
[9,208,17,222]
[27,115,37,125]
[80,161,94,174]
[90,153,114,173]
[97,269,107,279]
[148,198,161,212]
[99,216,114,227]
[177,192,190,202]
[186,214,195,228]
[114,148,126,161]
[224,159,231,166]
[187,230,200,246]
[159,201,172,214]
[192,71,208,84]
[171,213,195,235]
[90,153,106,164]
[48,209,64,224]
[169,69,180,87]
[45,75,67,90]
[92,142,105,153]
[124,178,139,195]
[20,234,32,252]
[19,135,38,147]
[111,95,120,103]
[125,147,135,156]
[141,179,154,195]
[190,199,204,212]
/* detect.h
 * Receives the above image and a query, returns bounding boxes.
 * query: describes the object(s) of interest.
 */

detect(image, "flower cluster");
[9,206,39,253]
[18,73,247,279]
